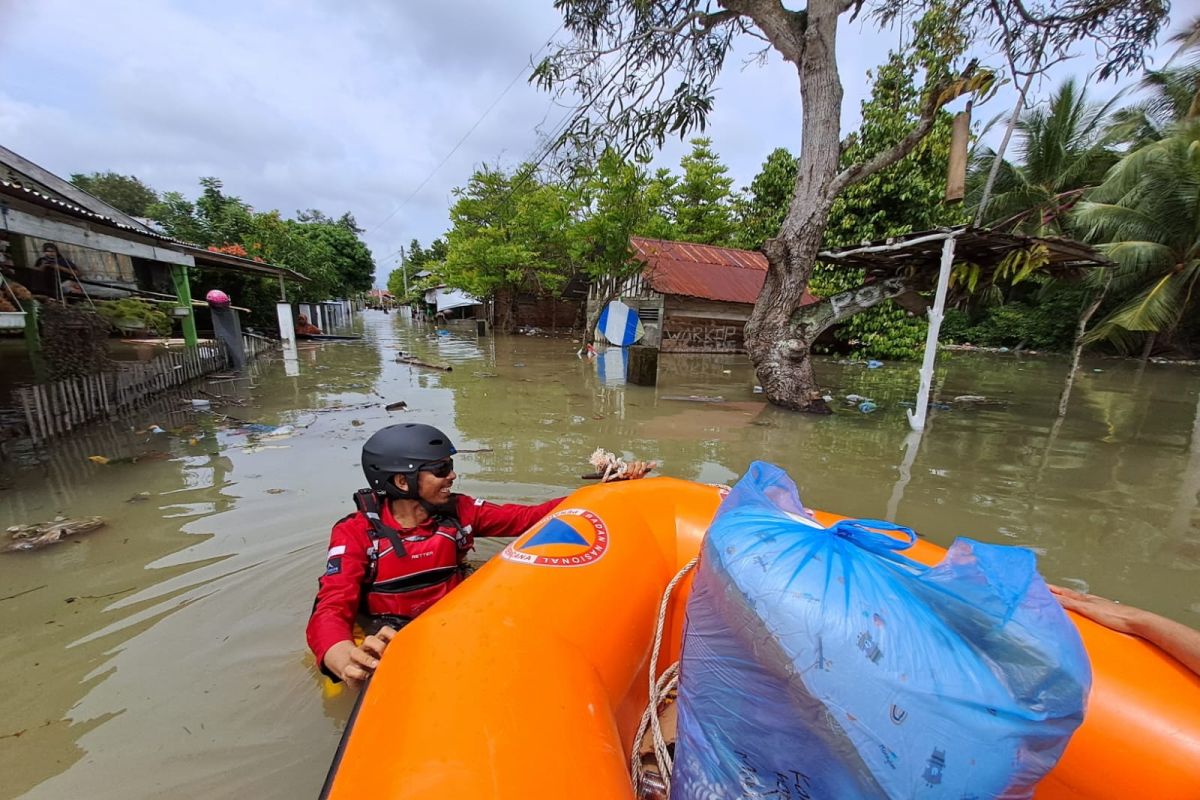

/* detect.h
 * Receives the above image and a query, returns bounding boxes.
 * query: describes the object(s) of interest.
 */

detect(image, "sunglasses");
[421,459,454,478]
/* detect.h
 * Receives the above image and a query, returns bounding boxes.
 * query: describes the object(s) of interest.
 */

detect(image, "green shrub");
[96,297,172,336]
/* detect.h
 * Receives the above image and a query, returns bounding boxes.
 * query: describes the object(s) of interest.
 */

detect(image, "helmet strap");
[381,471,420,501]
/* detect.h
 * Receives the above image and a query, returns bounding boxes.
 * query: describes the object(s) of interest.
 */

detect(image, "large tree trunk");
[743,0,843,413]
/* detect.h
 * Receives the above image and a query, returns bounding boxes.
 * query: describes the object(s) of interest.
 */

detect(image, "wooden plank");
[18,388,39,444]
[32,385,46,441]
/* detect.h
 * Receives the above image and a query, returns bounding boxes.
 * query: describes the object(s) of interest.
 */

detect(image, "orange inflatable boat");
[319,478,1200,799]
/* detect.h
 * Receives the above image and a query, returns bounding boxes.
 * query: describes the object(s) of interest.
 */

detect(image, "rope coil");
[631,554,699,798]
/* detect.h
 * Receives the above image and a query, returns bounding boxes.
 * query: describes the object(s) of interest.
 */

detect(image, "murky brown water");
[1,311,1197,799]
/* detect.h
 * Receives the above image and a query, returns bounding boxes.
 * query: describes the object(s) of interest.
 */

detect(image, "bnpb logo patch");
[501,509,608,567]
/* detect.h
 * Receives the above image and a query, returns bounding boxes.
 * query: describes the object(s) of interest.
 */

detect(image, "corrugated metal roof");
[1,178,179,242]
[630,237,818,306]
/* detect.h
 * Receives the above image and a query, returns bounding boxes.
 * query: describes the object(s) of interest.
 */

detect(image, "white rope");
[631,554,699,797]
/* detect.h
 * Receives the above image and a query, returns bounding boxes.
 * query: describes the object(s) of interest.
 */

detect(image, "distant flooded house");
[0,146,308,443]
[588,237,819,353]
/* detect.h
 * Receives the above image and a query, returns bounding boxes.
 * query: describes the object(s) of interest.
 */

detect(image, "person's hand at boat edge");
[1049,585,1142,634]
[322,626,397,689]
[1050,584,1200,676]
[602,460,657,482]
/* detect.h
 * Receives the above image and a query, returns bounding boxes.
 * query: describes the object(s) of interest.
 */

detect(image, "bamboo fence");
[14,335,276,443]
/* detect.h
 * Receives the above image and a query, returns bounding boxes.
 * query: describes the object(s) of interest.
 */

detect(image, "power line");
[368,23,564,238]
[376,43,627,268]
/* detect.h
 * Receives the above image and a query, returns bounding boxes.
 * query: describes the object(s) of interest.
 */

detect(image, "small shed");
[588,237,819,353]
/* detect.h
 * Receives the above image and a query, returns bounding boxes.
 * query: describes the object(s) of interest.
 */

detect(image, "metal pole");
[170,264,198,348]
[400,246,408,298]
[907,235,958,431]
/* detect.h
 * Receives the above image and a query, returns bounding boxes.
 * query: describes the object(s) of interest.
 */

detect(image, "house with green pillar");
[0,146,308,441]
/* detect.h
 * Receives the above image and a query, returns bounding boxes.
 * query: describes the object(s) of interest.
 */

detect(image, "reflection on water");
[0,311,1197,798]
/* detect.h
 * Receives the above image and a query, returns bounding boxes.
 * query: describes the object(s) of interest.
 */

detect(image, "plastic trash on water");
[671,461,1091,800]
[858,400,878,413]
[867,359,884,368]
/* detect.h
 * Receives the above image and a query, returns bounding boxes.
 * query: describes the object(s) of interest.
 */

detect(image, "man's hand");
[321,626,397,689]
[602,459,657,482]
[1049,585,1143,635]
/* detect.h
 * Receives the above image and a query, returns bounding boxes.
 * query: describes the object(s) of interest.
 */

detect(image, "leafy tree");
[672,137,736,244]
[69,171,160,217]
[571,150,668,341]
[297,208,366,235]
[733,148,797,251]
[1074,118,1200,353]
[297,222,376,294]
[970,79,1118,235]
[148,177,254,247]
[443,165,576,331]
[811,36,968,360]
[534,0,1166,412]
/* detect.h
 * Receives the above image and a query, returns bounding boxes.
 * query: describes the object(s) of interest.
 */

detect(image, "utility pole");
[400,245,408,297]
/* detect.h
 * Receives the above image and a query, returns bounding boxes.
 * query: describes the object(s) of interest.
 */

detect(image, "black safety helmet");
[361,423,457,500]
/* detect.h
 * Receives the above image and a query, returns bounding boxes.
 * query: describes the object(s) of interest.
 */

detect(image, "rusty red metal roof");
[630,237,818,306]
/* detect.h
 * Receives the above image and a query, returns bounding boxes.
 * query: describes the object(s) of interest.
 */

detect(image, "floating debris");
[385,401,408,412]
[661,395,725,403]
[5,517,106,553]
[396,355,452,371]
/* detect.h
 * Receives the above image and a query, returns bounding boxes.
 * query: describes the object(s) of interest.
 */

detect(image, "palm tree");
[969,78,1119,236]
[1073,119,1200,352]
[1108,15,1200,145]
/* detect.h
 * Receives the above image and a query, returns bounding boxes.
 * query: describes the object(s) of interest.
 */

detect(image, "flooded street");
[2,310,1198,799]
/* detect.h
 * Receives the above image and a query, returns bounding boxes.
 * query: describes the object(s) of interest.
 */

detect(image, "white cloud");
[0,1,1179,285]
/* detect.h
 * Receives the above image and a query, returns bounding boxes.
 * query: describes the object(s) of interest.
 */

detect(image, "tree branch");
[719,0,807,64]
[829,62,982,198]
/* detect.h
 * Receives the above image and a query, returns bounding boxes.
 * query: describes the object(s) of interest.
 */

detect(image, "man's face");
[416,459,456,506]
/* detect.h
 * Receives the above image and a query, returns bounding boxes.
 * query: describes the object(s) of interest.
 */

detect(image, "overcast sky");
[0,1,1184,286]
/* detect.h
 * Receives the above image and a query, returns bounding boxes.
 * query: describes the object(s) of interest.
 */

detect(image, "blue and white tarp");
[595,300,643,346]
[671,461,1091,800]
[596,346,628,386]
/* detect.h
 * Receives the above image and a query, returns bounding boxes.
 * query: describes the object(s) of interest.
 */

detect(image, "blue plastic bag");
[671,462,1091,799]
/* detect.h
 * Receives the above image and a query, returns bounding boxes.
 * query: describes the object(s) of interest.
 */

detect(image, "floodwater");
[1,311,1197,799]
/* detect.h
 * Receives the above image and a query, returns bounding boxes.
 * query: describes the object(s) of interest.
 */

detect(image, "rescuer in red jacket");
[308,422,653,687]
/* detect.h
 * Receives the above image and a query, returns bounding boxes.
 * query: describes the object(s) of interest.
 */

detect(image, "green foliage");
[443,165,576,305]
[69,172,160,217]
[840,302,929,360]
[671,137,736,245]
[573,150,668,279]
[95,297,172,336]
[732,148,797,251]
[1075,118,1200,351]
[941,281,1093,350]
[812,13,968,360]
[148,178,376,320]
[969,79,1118,235]
[148,177,253,247]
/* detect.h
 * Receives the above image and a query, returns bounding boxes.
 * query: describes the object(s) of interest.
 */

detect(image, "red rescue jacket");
[307,491,562,677]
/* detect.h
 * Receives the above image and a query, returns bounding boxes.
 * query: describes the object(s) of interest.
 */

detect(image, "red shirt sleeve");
[457,495,565,539]
[306,514,371,678]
